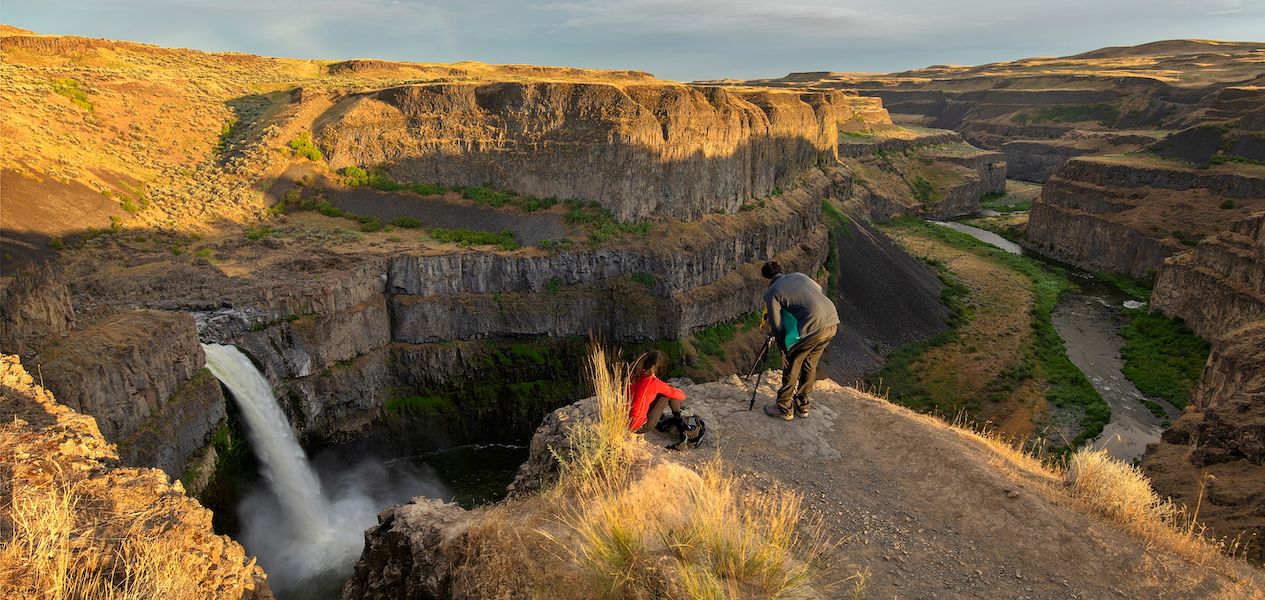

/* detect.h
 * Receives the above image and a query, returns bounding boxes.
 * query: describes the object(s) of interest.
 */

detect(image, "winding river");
[931,220,1178,461]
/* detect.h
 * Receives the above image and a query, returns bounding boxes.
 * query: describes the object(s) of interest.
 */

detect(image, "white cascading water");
[201,343,452,597]
[202,343,329,536]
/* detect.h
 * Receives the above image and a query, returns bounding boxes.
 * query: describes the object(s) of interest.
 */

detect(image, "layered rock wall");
[1152,212,1265,340]
[0,262,76,357]
[1027,158,1265,278]
[36,310,225,481]
[316,82,877,221]
[0,354,270,598]
[1142,321,1265,563]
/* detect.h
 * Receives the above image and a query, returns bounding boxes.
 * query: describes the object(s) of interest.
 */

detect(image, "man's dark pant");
[777,325,837,413]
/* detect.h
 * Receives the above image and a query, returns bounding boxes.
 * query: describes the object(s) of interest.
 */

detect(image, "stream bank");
[934,219,1178,461]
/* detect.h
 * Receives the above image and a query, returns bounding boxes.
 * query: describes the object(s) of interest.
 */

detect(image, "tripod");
[746,335,776,410]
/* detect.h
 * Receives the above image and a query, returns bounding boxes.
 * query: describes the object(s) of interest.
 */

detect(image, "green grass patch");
[1120,311,1209,409]
[51,78,92,111]
[878,219,1109,445]
[909,176,935,204]
[565,199,651,243]
[431,227,519,250]
[386,394,456,415]
[1094,272,1153,303]
[981,191,1032,213]
[288,131,323,161]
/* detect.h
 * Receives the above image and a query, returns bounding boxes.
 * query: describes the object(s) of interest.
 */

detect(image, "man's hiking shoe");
[763,403,793,421]
[795,406,810,418]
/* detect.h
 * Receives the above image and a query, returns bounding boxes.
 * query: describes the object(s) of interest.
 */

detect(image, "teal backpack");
[782,309,800,349]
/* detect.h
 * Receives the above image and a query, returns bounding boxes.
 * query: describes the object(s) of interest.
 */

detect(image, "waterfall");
[201,342,453,597]
[201,344,329,537]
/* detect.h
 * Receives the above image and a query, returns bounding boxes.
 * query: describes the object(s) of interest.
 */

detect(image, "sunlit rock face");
[316,82,884,221]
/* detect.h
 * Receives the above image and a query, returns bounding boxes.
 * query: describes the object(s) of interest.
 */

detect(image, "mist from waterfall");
[202,343,450,597]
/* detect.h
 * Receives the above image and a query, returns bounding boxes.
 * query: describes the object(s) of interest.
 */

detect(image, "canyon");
[1,24,1263,599]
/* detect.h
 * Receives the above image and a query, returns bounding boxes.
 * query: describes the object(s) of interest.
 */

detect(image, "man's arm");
[765,293,785,351]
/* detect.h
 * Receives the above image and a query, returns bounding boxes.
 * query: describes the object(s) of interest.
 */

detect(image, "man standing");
[760,261,839,420]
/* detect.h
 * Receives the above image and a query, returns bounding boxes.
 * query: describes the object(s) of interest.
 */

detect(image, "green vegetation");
[1094,272,1153,302]
[839,130,875,140]
[431,227,519,250]
[564,199,651,243]
[386,394,456,415]
[1171,230,1204,247]
[1120,311,1209,409]
[215,117,241,156]
[630,272,656,287]
[288,131,323,161]
[338,166,559,211]
[47,237,65,250]
[244,226,276,240]
[51,78,92,111]
[981,191,1032,213]
[1209,154,1263,166]
[1219,199,1236,209]
[878,219,1109,445]
[909,176,935,204]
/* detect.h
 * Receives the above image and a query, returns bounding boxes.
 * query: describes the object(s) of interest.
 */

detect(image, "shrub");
[431,228,519,250]
[244,226,275,240]
[630,272,655,287]
[287,131,323,161]
[338,166,370,186]
[357,217,383,233]
[47,237,65,250]
[1219,199,1235,209]
[51,78,92,111]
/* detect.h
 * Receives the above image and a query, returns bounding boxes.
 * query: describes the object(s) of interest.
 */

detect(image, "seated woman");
[627,350,686,434]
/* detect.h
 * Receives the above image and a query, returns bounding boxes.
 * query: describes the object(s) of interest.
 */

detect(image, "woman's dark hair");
[761,261,783,280]
[632,350,668,378]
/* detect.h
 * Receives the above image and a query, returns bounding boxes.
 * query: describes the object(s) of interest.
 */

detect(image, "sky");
[4,1,1264,81]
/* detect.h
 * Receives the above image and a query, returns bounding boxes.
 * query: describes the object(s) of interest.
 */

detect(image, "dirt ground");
[647,374,1265,599]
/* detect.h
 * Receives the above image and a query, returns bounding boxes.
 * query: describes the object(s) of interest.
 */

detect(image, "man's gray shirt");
[764,272,840,347]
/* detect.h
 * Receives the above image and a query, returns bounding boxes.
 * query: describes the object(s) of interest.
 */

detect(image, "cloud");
[537,0,926,38]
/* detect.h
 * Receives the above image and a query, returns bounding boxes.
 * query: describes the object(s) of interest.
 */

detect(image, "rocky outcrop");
[839,131,1005,220]
[0,354,270,598]
[1152,212,1265,340]
[36,310,225,480]
[1027,157,1265,278]
[342,498,472,600]
[1001,132,1158,182]
[0,262,76,357]
[315,82,882,221]
[1142,321,1265,563]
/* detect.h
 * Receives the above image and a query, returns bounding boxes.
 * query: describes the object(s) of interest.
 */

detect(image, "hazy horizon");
[5,1,1264,81]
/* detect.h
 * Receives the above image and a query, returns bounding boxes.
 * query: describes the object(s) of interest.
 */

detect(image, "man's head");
[761,261,783,283]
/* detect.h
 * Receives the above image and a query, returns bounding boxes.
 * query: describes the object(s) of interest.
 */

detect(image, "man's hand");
[781,352,789,369]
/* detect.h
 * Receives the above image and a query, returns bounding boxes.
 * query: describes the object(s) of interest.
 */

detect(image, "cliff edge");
[0,354,269,599]
[346,371,1263,599]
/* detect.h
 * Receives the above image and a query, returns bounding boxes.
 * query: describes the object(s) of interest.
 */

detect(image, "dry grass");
[1064,448,1249,567]
[0,461,207,600]
[448,347,856,599]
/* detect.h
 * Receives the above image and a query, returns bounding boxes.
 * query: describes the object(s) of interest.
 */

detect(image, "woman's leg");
[642,394,683,432]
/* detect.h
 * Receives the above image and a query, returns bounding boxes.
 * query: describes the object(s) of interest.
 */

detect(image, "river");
[930,220,1177,461]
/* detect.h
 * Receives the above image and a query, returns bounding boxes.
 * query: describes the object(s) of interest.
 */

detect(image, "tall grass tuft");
[538,347,847,599]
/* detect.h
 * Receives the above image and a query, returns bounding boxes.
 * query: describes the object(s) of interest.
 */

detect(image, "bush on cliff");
[287,131,323,161]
